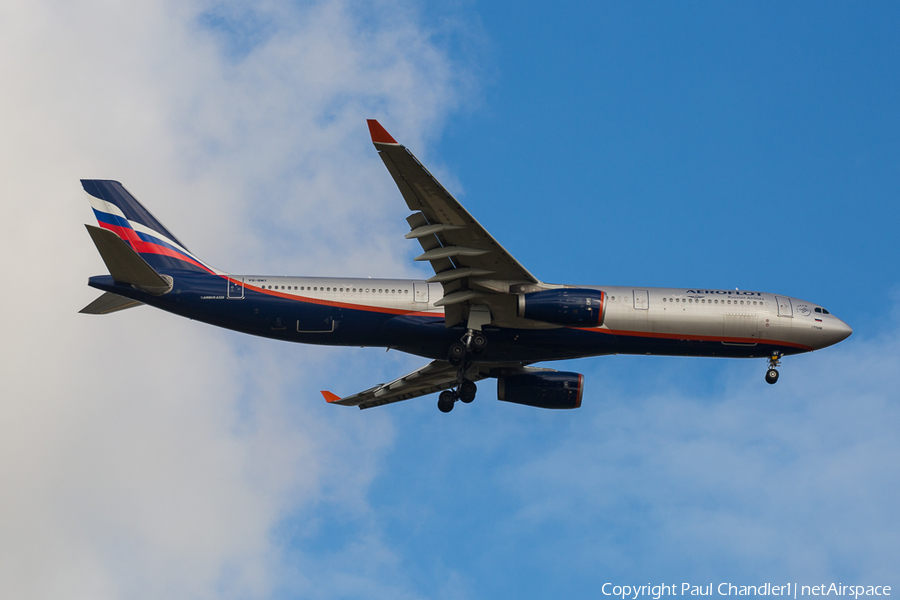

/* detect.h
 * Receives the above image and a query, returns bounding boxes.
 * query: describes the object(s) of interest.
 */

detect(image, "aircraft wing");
[322,360,498,409]
[368,120,542,327]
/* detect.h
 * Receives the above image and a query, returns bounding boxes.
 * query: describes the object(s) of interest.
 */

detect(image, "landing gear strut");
[439,328,487,412]
[765,352,782,385]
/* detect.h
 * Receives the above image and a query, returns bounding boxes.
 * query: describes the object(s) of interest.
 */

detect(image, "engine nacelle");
[497,371,584,409]
[518,288,606,327]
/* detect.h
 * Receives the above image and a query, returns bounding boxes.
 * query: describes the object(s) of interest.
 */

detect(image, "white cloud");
[0,0,468,597]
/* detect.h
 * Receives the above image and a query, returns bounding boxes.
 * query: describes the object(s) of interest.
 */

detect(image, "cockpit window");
[814,307,831,315]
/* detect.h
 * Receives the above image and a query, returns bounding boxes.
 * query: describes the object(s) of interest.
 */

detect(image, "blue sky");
[1,1,898,598]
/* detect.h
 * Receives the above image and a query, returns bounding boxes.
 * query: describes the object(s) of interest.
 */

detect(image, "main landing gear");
[437,382,476,413]
[765,352,782,385]
[437,329,487,413]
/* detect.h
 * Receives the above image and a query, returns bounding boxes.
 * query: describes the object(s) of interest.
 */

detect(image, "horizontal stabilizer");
[79,292,144,315]
[85,224,172,294]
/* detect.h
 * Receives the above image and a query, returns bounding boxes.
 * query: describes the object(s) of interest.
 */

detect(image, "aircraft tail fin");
[79,292,144,315]
[85,224,173,294]
[82,180,214,274]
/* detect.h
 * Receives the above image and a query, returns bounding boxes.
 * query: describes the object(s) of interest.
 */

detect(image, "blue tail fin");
[82,180,215,274]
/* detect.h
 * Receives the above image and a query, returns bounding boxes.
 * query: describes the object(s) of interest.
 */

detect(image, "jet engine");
[497,371,584,409]
[517,288,606,327]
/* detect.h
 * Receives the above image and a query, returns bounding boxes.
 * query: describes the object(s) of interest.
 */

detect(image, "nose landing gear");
[765,352,782,384]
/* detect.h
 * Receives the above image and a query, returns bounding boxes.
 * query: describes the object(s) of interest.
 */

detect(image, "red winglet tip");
[367,119,398,144]
[321,390,342,404]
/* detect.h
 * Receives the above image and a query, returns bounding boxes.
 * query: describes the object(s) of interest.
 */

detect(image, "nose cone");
[828,318,853,346]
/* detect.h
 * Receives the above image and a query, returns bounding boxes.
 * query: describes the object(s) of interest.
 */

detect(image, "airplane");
[80,120,853,413]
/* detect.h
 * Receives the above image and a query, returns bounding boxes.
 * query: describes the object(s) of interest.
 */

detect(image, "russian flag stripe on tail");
[82,180,217,274]
[82,180,186,247]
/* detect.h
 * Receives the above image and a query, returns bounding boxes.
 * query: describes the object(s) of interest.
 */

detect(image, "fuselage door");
[414,282,428,303]
[227,277,244,299]
[775,296,793,317]
[633,289,649,310]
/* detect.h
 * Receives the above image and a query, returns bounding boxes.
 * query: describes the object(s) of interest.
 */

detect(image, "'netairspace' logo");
[600,584,891,600]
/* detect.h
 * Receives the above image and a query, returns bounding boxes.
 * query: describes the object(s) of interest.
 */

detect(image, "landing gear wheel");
[471,333,487,352]
[765,368,779,385]
[469,333,487,357]
[437,390,456,412]
[458,380,477,403]
[448,342,467,365]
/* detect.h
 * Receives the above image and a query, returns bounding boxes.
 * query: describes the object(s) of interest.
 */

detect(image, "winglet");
[321,390,342,404]
[367,120,398,145]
